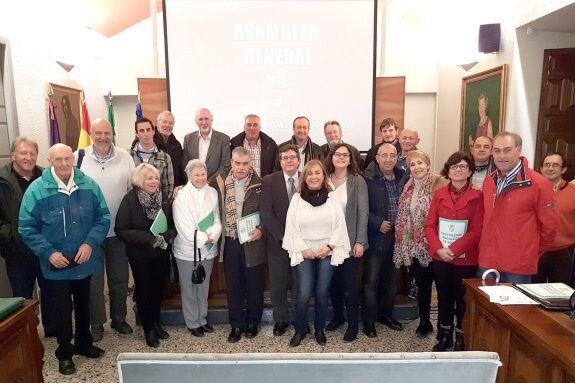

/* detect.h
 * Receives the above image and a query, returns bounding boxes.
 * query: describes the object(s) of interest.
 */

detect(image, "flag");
[136,92,143,119]
[49,99,61,145]
[77,100,92,149]
[107,91,116,144]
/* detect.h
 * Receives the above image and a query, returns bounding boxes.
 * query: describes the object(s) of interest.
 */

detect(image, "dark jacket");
[363,162,406,251]
[0,164,42,260]
[280,136,323,167]
[320,142,365,171]
[115,189,176,259]
[364,139,402,169]
[155,130,184,186]
[211,170,266,267]
[230,131,279,177]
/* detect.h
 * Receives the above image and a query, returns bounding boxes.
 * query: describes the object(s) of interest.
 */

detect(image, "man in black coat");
[364,118,402,168]
[230,114,278,177]
[261,143,301,336]
[155,111,184,186]
[362,143,406,338]
[280,116,323,172]
[319,120,364,170]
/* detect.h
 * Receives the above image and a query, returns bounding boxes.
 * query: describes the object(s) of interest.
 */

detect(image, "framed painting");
[51,83,82,151]
[460,65,508,153]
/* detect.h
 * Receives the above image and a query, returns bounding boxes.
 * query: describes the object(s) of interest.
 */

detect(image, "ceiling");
[79,0,162,38]
[521,3,575,33]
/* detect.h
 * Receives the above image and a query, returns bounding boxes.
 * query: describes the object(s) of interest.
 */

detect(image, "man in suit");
[261,143,300,336]
[280,116,322,172]
[230,114,278,177]
[319,120,364,170]
[182,108,231,181]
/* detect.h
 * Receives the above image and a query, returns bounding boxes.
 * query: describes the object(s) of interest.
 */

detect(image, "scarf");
[449,182,470,205]
[300,186,329,207]
[136,187,162,220]
[393,173,434,268]
[224,171,253,238]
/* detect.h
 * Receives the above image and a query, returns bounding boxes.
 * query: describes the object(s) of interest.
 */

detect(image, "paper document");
[237,212,261,244]
[197,211,215,251]
[515,283,574,300]
[478,285,539,305]
[438,218,468,258]
[150,210,168,235]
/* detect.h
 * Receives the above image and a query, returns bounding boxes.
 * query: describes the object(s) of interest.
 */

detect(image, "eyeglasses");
[280,155,298,161]
[449,164,469,171]
[333,152,351,159]
[542,163,562,169]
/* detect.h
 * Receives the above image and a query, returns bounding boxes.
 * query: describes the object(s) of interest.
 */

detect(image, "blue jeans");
[477,267,532,284]
[293,257,335,334]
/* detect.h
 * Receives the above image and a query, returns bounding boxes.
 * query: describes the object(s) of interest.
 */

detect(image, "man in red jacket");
[478,132,559,283]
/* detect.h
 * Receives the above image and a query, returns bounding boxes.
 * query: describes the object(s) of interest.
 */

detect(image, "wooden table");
[0,300,44,383]
[463,279,575,383]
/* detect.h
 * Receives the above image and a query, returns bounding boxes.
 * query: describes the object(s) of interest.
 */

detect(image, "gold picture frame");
[460,65,508,153]
[50,83,82,151]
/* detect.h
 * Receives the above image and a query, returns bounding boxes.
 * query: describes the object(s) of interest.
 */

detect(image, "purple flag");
[49,100,61,145]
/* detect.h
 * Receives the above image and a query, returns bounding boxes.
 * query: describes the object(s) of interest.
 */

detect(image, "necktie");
[288,177,295,201]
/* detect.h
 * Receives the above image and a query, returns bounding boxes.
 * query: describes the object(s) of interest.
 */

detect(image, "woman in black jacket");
[115,163,176,347]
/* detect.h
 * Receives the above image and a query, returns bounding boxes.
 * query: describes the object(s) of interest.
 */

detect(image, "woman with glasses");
[424,151,484,351]
[393,150,448,339]
[323,143,368,342]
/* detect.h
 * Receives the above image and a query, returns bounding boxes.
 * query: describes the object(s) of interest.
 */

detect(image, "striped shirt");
[495,161,522,198]
[244,137,262,176]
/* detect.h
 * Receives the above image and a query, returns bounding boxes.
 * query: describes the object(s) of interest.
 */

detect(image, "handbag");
[191,230,206,285]
[168,252,179,283]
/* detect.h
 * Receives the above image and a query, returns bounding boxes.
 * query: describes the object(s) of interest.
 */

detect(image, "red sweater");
[548,180,575,251]
[478,158,559,275]
[424,184,484,265]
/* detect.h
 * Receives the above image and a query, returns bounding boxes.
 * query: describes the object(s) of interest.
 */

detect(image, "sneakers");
[111,321,133,335]
[91,325,104,342]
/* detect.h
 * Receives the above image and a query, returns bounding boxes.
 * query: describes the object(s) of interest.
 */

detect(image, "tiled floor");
[40,306,439,383]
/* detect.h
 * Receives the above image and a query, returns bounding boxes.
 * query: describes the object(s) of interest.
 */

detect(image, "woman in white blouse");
[173,160,222,337]
[324,143,369,342]
[283,160,351,347]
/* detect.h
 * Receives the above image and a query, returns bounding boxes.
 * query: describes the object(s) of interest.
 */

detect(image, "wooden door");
[137,78,168,121]
[374,77,406,144]
[535,48,575,182]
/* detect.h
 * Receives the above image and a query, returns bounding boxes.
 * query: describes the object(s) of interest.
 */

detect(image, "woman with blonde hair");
[393,150,448,338]
[115,163,176,348]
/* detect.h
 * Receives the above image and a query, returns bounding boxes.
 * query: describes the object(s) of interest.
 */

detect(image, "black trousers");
[267,241,292,322]
[224,237,264,329]
[533,247,574,285]
[50,276,92,361]
[412,258,434,322]
[129,254,167,332]
[330,256,360,330]
[433,261,477,332]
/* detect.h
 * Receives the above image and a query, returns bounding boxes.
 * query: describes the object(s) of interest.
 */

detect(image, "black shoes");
[273,321,290,336]
[343,327,358,343]
[202,323,215,333]
[153,322,169,339]
[90,325,104,342]
[432,334,454,352]
[245,324,259,339]
[58,359,76,375]
[315,330,327,346]
[145,330,160,348]
[289,332,306,347]
[415,320,434,338]
[454,333,465,351]
[378,317,403,331]
[363,323,377,338]
[325,319,344,332]
[75,345,105,359]
[111,321,133,335]
[189,327,205,337]
[228,327,243,343]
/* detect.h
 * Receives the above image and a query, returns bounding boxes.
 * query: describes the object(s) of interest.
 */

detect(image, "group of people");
[1,109,573,375]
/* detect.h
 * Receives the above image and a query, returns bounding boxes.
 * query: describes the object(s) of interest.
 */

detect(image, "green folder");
[0,297,25,320]
[150,210,168,235]
[198,211,215,250]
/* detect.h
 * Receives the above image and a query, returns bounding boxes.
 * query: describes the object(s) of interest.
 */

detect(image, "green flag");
[107,102,116,145]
